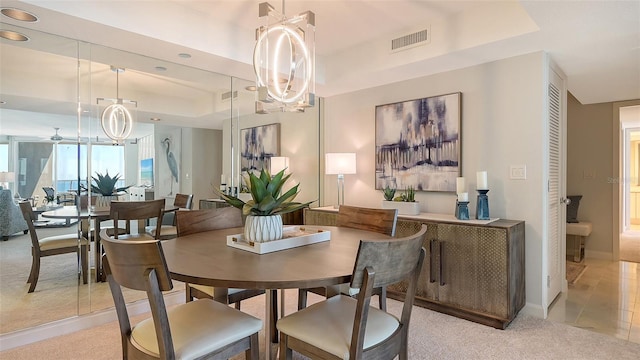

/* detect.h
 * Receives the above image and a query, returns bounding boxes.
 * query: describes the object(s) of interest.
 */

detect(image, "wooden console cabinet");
[304,207,525,329]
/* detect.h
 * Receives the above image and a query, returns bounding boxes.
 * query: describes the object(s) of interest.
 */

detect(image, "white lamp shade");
[270,156,290,174]
[0,172,15,182]
[325,153,356,175]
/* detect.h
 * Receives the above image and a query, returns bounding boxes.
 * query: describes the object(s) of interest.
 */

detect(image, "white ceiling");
[1,0,639,138]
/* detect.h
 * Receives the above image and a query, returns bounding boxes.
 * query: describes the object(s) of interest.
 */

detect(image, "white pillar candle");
[477,171,488,190]
[456,177,465,194]
[458,192,468,202]
[221,174,225,184]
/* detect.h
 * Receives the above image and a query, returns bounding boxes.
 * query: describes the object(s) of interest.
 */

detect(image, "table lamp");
[325,153,356,208]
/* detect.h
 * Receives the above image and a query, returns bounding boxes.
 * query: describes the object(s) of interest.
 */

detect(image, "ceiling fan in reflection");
[49,127,133,145]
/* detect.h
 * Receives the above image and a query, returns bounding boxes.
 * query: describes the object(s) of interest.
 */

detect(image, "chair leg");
[297,288,308,310]
[185,284,194,303]
[27,252,40,293]
[80,244,88,284]
[379,286,387,311]
[270,289,278,343]
[235,301,241,310]
[246,332,259,360]
[279,333,292,360]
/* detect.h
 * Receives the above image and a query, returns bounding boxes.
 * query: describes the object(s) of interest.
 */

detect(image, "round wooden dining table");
[43,203,178,282]
[162,225,391,359]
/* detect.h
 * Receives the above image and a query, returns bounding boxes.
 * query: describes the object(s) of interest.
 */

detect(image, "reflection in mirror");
[0,23,320,337]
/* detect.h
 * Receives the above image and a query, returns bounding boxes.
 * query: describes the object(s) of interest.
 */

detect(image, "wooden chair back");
[110,199,165,239]
[176,207,243,237]
[101,235,175,358]
[18,201,41,252]
[351,224,427,290]
[173,193,193,210]
[102,235,173,292]
[348,224,427,359]
[336,205,398,236]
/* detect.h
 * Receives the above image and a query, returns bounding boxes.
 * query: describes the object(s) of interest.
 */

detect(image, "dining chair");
[176,207,279,342]
[110,199,165,240]
[19,201,89,293]
[101,235,262,360]
[145,193,193,239]
[278,224,427,360]
[298,205,399,311]
[78,195,126,240]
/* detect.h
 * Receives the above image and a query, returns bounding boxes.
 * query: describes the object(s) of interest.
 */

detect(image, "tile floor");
[547,258,640,344]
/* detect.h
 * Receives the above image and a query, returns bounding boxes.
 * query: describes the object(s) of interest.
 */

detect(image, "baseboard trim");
[0,291,183,351]
[587,250,613,260]
[520,302,545,319]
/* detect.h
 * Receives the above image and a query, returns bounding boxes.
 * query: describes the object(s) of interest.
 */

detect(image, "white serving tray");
[227,225,331,254]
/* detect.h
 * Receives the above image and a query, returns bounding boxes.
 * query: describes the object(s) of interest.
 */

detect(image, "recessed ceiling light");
[1,8,38,22]
[155,66,167,72]
[178,53,192,59]
[245,86,257,91]
[0,30,29,41]
[150,117,161,122]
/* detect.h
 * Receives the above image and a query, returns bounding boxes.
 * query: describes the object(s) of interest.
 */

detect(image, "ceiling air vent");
[221,90,238,102]
[390,28,430,53]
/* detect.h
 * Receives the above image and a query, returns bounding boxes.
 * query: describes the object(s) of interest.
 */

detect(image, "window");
[56,143,126,193]
[0,144,8,172]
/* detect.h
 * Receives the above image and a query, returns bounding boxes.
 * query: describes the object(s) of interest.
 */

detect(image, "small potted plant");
[382,185,421,215]
[81,172,132,210]
[215,168,313,242]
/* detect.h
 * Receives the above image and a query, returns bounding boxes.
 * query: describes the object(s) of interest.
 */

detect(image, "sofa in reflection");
[0,188,28,240]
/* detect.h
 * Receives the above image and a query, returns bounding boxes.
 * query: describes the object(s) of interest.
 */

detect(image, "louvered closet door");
[547,68,565,307]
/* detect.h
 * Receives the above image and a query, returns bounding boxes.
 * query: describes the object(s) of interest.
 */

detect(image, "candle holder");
[476,189,490,220]
[455,201,469,220]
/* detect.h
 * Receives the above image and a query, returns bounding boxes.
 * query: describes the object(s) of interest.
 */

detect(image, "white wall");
[324,52,548,316]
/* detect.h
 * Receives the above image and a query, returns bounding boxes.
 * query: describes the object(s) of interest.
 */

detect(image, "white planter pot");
[382,200,421,215]
[244,214,283,243]
[94,195,120,212]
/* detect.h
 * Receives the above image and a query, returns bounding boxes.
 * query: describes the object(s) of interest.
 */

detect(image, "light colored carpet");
[0,226,182,334]
[566,261,587,284]
[2,289,640,360]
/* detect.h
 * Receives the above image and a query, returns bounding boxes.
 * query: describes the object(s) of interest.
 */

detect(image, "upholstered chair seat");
[278,295,400,359]
[130,298,262,359]
[38,233,88,251]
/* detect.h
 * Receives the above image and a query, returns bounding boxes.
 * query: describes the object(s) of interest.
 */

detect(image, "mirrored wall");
[0,23,321,335]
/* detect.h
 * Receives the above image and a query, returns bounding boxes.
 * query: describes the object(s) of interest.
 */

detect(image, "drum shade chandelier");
[253,1,315,114]
[97,66,137,143]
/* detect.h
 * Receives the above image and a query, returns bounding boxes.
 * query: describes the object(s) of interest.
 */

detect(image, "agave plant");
[215,169,313,216]
[383,185,396,201]
[82,171,131,196]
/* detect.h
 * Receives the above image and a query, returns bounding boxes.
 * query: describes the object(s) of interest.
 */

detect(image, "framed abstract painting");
[240,123,280,177]
[375,92,461,192]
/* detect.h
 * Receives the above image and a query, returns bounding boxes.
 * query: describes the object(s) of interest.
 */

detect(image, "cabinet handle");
[429,239,436,283]
[439,241,445,286]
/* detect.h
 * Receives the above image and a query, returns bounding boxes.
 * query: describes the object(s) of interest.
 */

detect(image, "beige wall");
[324,52,549,315]
[566,93,614,258]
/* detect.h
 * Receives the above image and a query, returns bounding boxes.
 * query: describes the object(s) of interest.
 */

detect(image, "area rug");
[566,261,587,284]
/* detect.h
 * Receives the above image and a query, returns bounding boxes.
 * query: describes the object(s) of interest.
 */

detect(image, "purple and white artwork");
[375,92,461,192]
